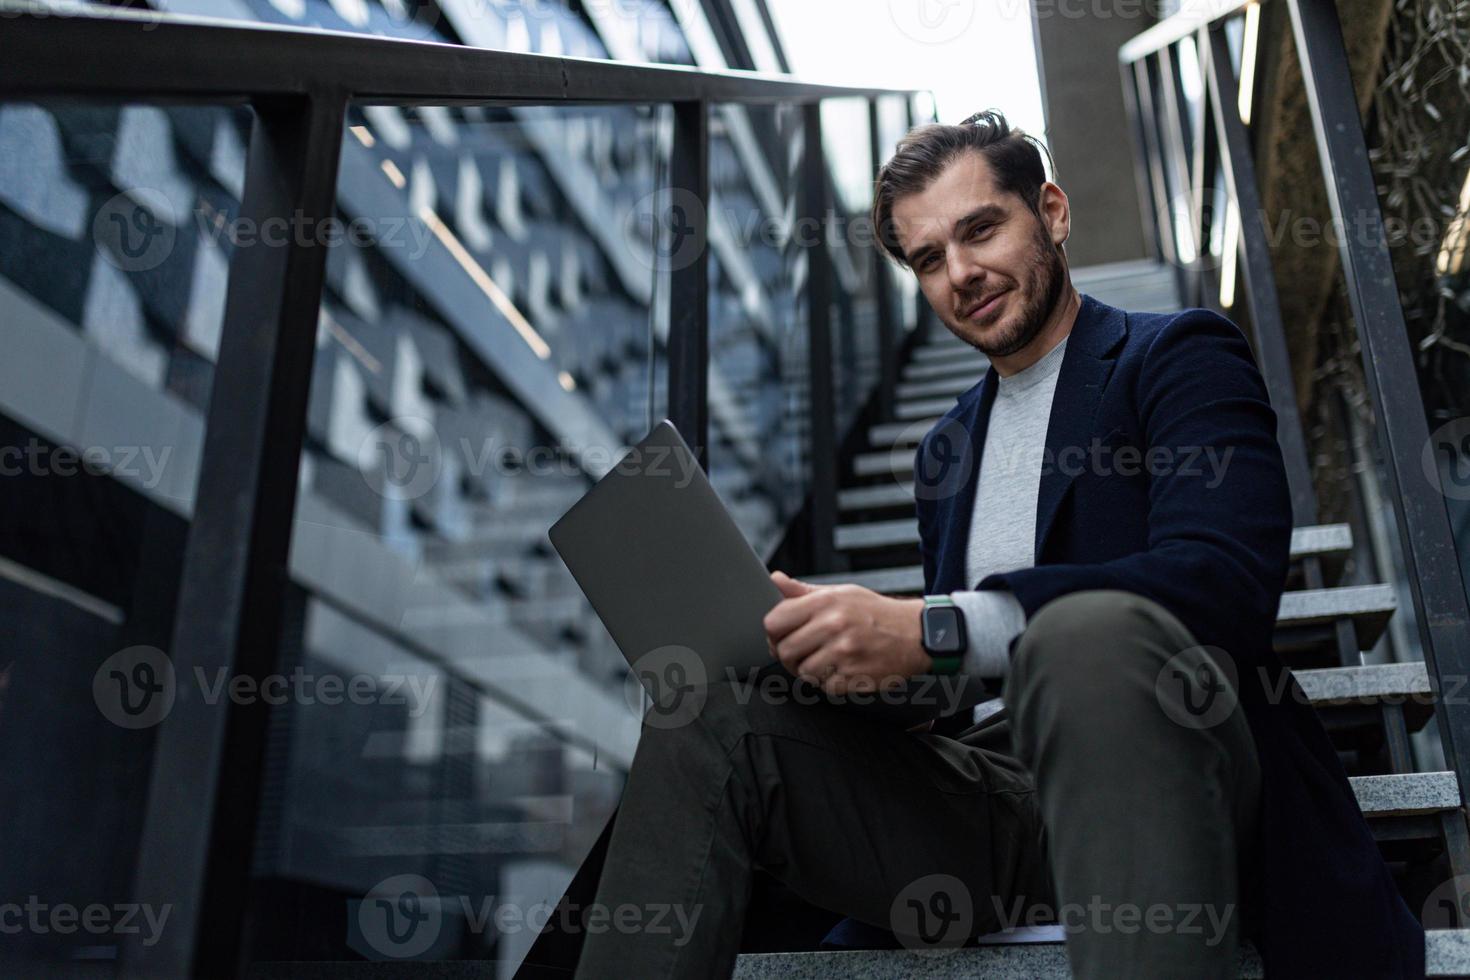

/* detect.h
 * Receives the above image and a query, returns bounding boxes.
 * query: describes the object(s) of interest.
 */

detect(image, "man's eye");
[918,255,940,272]
[969,223,993,240]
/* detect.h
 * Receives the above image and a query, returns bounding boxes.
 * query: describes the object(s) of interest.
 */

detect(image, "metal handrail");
[0,3,913,105]
[1118,0,1251,64]
[1,9,919,977]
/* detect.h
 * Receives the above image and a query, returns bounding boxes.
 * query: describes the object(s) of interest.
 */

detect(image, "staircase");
[737,260,1470,976]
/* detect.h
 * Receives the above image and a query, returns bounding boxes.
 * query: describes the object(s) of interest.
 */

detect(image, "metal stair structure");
[736,258,1470,975]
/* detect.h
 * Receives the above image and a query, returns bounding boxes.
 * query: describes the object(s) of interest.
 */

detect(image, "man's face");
[890,151,1070,359]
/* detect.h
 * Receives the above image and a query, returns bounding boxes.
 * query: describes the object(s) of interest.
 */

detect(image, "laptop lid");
[548,420,781,685]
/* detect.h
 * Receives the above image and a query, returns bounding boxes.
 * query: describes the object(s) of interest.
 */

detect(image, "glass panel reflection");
[0,100,249,974]
[242,103,666,974]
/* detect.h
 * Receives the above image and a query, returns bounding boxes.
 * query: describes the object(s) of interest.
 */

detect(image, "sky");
[764,0,1047,208]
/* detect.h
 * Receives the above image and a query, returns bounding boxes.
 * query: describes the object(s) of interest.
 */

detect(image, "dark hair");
[871,109,1053,267]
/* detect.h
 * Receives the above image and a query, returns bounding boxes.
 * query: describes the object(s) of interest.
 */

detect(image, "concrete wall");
[1031,4,1156,268]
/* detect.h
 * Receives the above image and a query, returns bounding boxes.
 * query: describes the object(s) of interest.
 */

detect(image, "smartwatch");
[920,595,966,675]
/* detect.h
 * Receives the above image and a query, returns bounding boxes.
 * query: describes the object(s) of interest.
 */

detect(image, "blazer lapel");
[1032,295,1127,560]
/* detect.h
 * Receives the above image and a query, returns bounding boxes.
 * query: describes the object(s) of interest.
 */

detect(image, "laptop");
[548,420,983,726]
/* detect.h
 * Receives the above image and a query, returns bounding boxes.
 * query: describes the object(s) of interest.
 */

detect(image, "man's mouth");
[962,290,1008,321]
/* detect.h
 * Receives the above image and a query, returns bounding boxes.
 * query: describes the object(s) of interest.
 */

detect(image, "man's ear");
[1039,181,1070,248]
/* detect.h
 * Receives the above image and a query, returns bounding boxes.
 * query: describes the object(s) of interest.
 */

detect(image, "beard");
[955,219,1067,359]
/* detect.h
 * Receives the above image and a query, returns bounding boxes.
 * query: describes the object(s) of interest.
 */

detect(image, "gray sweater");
[948,333,1069,679]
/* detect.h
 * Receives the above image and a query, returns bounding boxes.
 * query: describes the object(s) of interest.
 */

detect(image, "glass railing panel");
[704,100,807,559]
[0,99,250,975]
[239,101,666,971]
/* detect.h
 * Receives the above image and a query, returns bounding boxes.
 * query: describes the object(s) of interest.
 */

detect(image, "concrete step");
[905,358,988,381]
[835,517,918,550]
[1275,583,1397,654]
[1300,661,1437,737]
[912,342,981,363]
[897,374,984,401]
[838,483,917,512]
[1353,770,1460,817]
[804,567,1396,655]
[896,396,958,420]
[853,447,916,477]
[1293,661,1430,707]
[733,928,1470,979]
[870,418,941,447]
[1291,522,1353,561]
[1289,522,1352,587]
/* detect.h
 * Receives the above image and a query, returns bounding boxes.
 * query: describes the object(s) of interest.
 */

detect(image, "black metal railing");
[1120,0,1470,862]
[0,8,917,976]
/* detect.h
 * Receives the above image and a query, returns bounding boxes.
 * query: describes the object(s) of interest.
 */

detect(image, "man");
[569,111,1424,978]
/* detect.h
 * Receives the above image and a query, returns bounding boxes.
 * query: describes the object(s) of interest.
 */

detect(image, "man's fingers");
[798,649,880,697]
[772,612,842,675]
[795,649,839,688]
[770,570,814,599]
[762,588,836,641]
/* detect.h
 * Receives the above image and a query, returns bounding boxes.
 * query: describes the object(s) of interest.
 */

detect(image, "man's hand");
[763,570,931,696]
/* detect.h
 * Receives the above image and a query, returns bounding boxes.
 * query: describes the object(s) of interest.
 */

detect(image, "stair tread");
[896,396,959,419]
[838,483,917,511]
[1277,584,1397,651]
[1293,661,1429,703]
[1352,770,1460,815]
[733,928,1470,979]
[853,447,916,476]
[912,343,985,363]
[897,375,983,400]
[870,418,942,447]
[905,359,989,381]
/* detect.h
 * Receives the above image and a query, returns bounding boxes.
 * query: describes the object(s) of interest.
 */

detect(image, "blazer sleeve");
[913,440,940,595]
[977,309,1294,661]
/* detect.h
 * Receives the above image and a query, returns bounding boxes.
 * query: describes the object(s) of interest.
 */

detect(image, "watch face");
[924,607,964,653]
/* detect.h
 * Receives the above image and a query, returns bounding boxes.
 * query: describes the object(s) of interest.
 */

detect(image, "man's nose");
[945,246,985,294]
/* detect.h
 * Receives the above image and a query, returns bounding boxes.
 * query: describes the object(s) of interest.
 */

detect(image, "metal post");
[1156,44,1201,307]
[1134,57,1188,304]
[902,97,941,340]
[803,101,837,572]
[666,100,711,471]
[868,97,898,421]
[119,91,347,980]
[1189,52,1222,313]
[1288,0,1470,795]
[1120,58,1163,263]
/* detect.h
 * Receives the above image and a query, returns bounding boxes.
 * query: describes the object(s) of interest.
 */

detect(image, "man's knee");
[1013,588,1175,663]
[1006,590,1199,714]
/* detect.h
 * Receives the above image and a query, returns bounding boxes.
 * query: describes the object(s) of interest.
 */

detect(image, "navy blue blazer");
[901,294,1423,976]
